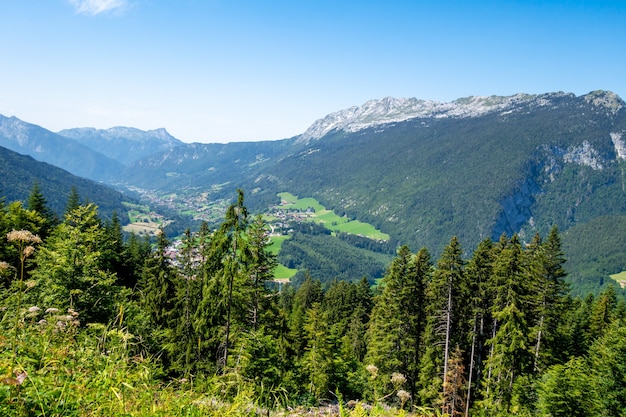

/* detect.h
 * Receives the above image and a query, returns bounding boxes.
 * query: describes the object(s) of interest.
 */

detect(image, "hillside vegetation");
[2,190,626,415]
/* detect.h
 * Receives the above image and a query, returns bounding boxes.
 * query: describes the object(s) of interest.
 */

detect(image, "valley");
[1,90,625,293]
[2,90,626,415]
[122,188,392,281]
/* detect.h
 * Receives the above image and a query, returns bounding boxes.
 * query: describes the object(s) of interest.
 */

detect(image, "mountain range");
[1,90,625,294]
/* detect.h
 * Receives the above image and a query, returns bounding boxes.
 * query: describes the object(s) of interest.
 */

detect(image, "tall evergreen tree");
[140,229,177,330]
[64,186,81,217]
[26,181,56,237]
[246,214,278,331]
[526,227,569,372]
[478,235,532,415]
[366,245,431,399]
[419,237,465,409]
[31,203,123,324]
[463,238,494,415]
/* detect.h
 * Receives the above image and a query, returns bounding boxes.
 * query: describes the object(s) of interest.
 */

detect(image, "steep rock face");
[611,131,626,160]
[492,173,542,239]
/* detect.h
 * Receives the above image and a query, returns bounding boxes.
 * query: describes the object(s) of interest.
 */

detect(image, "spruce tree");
[478,234,532,414]
[140,229,177,330]
[26,181,56,237]
[31,203,123,324]
[526,227,569,372]
[419,237,465,409]
[463,238,494,415]
[64,186,81,217]
[366,245,431,399]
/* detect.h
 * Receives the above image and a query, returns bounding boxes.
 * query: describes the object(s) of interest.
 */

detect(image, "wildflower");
[391,372,406,386]
[56,321,67,330]
[397,389,411,407]
[67,308,79,317]
[7,230,42,244]
[38,319,48,326]
[0,261,12,271]
[45,308,59,314]
[28,306,41,313]
[25,280,36,289]
[366,364,379,379]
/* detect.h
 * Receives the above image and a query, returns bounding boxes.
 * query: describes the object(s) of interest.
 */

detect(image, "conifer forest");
[1,188,625,416]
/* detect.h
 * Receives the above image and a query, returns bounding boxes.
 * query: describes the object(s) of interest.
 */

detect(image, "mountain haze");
[58,126,184,165]
[0,115,124,181]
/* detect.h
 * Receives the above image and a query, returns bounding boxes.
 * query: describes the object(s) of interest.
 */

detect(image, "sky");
[1,0,625,143]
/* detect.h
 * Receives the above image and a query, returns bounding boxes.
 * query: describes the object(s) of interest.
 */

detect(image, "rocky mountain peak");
[59,126,182,145]
[583,90,624,114]
[297,91,620,143]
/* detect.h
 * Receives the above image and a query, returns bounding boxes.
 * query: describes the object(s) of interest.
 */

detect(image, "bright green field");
[276,192,389,241]
[268,235,291,255]
[274,263,298,279]
[610,271,626,285]
[269,235,297,279]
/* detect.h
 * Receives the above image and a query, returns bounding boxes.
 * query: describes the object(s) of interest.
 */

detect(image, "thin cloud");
[68,0,129,16]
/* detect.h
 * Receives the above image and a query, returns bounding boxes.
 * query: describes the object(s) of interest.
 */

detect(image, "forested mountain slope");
[115,91,626,292]
[0,145,133,220]
[252,91,626,290]
[2,90,624,292]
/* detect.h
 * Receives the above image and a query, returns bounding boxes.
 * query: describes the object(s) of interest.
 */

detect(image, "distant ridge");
[58,126,184,165]
[298,90,624,142]
[0,114,123,181]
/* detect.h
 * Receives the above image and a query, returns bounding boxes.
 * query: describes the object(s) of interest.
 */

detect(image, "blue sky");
[1,0,625,143]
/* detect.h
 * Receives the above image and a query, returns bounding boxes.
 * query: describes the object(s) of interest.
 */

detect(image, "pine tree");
[463,238,494,415]
[172,228,204,375]
[587,284,618,341]
[526,227,569,373]
[64,186,81,217]
[31,203,123,324]
[246,214,278,331]
[289,274,323,353]
[588,320,626,415]
[26,181,56,237]
[478,235,532,414]
[301,302,333,399]
[366,245,431,399]
[140,229,177,329]
[536,357,600,417]
[419,237,465,408]
[220,189,249,370]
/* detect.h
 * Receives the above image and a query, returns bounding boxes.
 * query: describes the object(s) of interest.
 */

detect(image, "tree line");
[1,186,625,416]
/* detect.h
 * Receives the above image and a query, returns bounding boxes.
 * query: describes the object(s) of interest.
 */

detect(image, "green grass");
[330,219,389,241]
[277,192,325,212]
[274,264,298,279]
[610,271,626,286]
[269,235,297,279]
[275,192,389,241]
[268,235,291,255]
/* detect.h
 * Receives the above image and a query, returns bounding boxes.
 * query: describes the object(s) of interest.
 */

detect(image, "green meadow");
[277,192,389,241]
